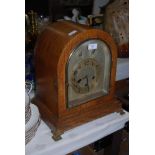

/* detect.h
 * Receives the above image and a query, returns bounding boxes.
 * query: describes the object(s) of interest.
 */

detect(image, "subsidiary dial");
[71,58,101,94]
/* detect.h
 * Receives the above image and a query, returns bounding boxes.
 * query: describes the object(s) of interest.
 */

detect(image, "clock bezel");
[65,38,112,108]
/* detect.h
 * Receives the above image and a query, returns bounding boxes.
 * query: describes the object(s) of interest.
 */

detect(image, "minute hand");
[86,75,89,92]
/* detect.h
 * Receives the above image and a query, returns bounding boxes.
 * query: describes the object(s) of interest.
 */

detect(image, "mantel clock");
[34,21,122,140]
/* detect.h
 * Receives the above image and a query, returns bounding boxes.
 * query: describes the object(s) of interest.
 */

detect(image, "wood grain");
[33,21,122,136]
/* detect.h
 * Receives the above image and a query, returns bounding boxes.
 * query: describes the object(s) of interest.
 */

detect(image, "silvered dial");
[71,58,100,94]
[67,39,111,108]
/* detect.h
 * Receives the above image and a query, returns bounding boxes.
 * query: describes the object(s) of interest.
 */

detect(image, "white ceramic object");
[71,8,88,25]
[25,90,30,106]
[25,107,31,124]
[25,104,40,144]
[72,8,80,22]
[25,90,31,124]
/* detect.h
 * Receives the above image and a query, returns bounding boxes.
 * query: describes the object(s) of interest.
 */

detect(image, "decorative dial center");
[71,58,100,94]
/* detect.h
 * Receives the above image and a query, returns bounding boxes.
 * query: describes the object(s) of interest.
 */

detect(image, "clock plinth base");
[33,97,122,141]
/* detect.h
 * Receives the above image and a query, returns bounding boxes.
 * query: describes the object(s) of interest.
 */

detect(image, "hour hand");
[77,76,87,83]
[77,79,82,83]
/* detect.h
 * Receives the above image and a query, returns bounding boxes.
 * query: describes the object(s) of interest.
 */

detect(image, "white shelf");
[26,110,129,155]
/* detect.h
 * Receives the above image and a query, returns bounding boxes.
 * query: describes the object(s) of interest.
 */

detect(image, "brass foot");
[52,129,63,141]
[119,109,125,115]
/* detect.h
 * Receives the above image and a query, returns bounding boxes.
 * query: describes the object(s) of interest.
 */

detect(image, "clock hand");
[77,75,87,83]
[86,75,89,92]
[77,79,82,83]
[77,75,89,92]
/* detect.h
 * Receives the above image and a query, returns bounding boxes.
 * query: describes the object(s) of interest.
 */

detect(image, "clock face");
[71,58,100,94]
[66,39,111,108]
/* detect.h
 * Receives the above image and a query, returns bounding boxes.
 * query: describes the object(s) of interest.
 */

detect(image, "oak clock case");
[34,21,122,140]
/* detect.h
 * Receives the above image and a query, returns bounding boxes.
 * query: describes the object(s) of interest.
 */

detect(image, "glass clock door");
[66,39,111,108]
